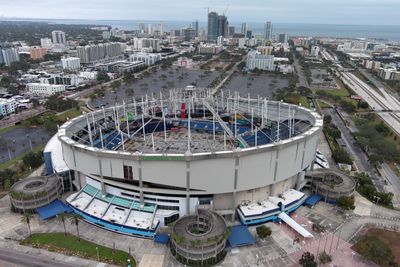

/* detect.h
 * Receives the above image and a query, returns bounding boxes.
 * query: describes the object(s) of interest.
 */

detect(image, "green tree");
[22,151,43,169]
[337,196,355,210]
[21,213,33,235]
[57,213,68,236]
[256,225,272,239]
[299,252,317,267]
[70,214,80,240]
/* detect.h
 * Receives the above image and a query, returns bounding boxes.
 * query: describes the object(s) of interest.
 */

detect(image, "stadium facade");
[53,88,322,237]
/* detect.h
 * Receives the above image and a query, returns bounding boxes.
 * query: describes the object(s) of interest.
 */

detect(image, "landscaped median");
[20,233,135,267]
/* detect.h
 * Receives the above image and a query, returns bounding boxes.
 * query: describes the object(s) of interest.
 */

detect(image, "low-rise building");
[0,98,17,116]
[26,83,66,96]
[378,68,400,80]
[129,52,162,66]
[197,44,224,54]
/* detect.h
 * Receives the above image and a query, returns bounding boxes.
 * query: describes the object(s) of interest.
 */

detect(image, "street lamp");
[96,247,99,261]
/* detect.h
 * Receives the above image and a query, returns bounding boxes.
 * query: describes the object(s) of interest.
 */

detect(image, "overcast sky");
[1,0,399,25]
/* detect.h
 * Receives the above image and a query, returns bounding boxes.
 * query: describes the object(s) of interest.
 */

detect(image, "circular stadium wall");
[58,89,323,224]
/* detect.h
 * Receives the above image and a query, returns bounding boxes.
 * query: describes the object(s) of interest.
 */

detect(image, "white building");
[310,46,320,57]
[132,38,161,52]
[0,98,17,116]
[79,71,98,80]
[26,83,66,96]
[197,44,224,54]
[246,50,275,71]
[61,57,81,71]
[1,48,20,67]
[217,36,224,46]
[52,31,66,44]
[129,52,161,66]
[40,38,53,48]
[238,38,246,49]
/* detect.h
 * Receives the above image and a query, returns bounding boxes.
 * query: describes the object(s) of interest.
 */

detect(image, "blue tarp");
[37,199,73,220]
[154,234,170,244]
[304,195,322,207]
[227,225,256,247]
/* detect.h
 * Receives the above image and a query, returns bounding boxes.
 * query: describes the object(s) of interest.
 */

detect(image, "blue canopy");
[227,225,256,247]
[154,234,170,244]
[304,195,322,207]
[37,200,73,220]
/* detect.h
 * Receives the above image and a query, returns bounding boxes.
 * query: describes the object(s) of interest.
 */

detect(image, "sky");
[1,0,399,25]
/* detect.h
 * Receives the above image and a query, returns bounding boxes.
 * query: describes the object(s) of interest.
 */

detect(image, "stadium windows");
[123,165,133,180]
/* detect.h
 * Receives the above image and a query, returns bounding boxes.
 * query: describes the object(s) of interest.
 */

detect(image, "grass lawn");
[56,108,82,121]
[21,233,135,267]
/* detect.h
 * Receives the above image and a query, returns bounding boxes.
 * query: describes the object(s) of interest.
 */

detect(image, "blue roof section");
[304,195,322,207]
[227,225,256,247]
[154,234,170,244]
[37,199,73,220]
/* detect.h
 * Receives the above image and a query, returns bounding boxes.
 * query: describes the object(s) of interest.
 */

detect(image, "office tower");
[217,36,224,46]
[278,33,289,43]
[246,30,252,39]
[217,15,228,37]
[51,30,66,44]
[192,20,199,37]
[138,23,145,33]
[147,24,153,35]
[1,47,20,66]
[157,23,164,35]
[241,22,248,35]
[228,26,235,37]
[207,11,219,41]
[264,21,273,41]
[181,28,196,42]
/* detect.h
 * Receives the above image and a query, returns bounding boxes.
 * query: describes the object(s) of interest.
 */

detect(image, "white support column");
[86,115,93,147]
[100,127,104,149]
[142,113,146,141]
[187,97,191,152]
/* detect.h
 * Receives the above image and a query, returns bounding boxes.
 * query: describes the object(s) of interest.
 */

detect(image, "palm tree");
[21,213,33,236]
[70,214,80,240]
[57,213,67,236]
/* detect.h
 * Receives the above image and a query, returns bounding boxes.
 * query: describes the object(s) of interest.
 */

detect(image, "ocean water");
[2,18,400,41]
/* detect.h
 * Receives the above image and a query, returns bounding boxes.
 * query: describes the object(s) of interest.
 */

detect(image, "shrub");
[299,252,317,267]
[319,251,332,264]
[256,225,272,239]
[337,196,355,210]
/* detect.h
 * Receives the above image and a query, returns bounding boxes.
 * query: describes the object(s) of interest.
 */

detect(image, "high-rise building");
[310,46,320,57]
[51,31,66,44]
[217,36,224,46]
[228,26,235,37]
[181,28,196,42]
[278,33,289,43]
[157,23,164,36]
[61,57,81,70]
[192,20,199,37]
[246,50,275,71]
[132,38,161,52]
[1,47,20,66]
[40,38,53,48]
[207,12,219,41]
[217,15,228,37]
[264,21,273,41]
[246,30,253,39]
[241,23,248,35]
[77,43,124,63]
[29,47,47,60]
[147,24,153,35]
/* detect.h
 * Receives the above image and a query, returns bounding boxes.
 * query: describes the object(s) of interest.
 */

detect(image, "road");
[0,247,76,267]
[293,56,309,88]
[340,72,400,136]
[325,108,384,191]
[380,163,400,207]
[0,107,46,128]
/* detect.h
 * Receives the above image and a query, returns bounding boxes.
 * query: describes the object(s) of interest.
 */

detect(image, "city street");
[0,107,46,128]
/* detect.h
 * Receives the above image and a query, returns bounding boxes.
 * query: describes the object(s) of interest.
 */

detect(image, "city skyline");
[1,0,400,26]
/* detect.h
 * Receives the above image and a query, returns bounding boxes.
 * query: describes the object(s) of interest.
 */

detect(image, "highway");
[340,71,400,136]
[0,247,76,267]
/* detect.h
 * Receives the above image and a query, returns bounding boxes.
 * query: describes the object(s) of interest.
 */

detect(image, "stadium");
[53,87,323,238]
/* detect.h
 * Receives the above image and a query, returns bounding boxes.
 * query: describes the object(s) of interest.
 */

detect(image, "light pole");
[96,247,99,261]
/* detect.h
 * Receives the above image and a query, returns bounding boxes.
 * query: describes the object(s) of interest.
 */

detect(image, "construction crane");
[223,4,230,16]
